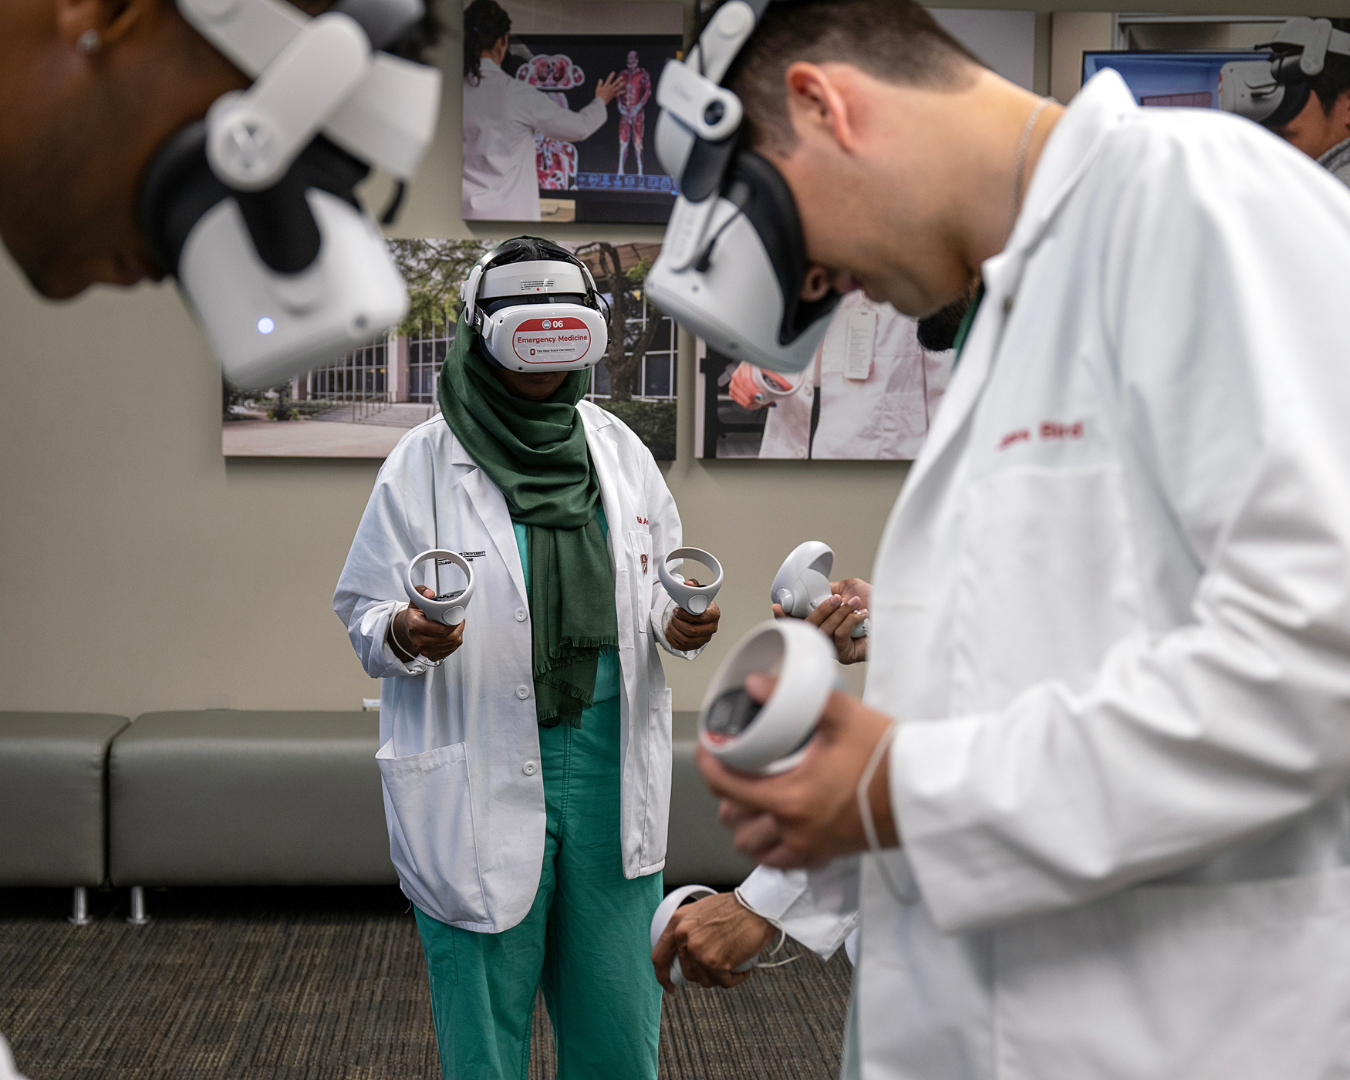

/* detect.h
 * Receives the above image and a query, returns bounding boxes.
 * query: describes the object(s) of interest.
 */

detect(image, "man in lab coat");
[667,1,1350,1077]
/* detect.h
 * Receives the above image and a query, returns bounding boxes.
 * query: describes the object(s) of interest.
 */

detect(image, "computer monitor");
[1082,51,1271,109]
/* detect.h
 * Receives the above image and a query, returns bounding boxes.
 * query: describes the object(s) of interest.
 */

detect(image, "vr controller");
[699,620,838,774]
[650,885,757,987]
[772,542,868,639]
[751,367,799,404]
[404,550,475,627]
[657,547,724,616]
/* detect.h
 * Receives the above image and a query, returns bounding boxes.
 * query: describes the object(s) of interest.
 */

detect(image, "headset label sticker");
[513,317,592,364]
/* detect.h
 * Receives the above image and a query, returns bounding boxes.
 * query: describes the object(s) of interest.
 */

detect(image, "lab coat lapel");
[449,435,530,608]
[581,406,624,573]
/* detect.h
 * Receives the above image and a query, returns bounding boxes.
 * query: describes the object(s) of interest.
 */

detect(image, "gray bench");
[0,712,130,923]
[109,711,397,921]
[667,712,757,887]
[15,708,748,925]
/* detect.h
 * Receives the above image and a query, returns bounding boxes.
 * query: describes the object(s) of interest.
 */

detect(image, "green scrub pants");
[414,695,663,1080]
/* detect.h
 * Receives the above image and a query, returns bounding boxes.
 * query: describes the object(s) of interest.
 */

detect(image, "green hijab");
[438,312,618,727]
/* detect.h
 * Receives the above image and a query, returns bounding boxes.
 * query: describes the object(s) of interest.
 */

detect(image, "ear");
[783,62,859,153]
[54,0,151,50]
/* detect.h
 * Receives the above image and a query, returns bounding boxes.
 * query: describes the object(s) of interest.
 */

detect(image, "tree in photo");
[573,241,663,402]
[389,238,494,334]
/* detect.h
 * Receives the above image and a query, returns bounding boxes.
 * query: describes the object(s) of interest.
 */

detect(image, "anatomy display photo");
[696,292,955,460]
[461,0,683,225]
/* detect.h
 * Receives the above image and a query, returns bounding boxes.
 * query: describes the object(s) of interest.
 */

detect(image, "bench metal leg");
[68,886,92,926]
[126,886,150,926]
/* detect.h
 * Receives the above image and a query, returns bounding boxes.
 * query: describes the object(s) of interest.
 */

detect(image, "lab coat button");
[514,608,527,622]
[796,447,807,459]
[522,760,538,776]
[515,684,530,699]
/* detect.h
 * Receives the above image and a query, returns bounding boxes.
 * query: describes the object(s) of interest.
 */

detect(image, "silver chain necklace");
[1011,97,1051,233]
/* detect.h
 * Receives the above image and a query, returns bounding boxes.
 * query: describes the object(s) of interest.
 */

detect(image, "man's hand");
[595,72,621,104]
[651,892,778,991]
[390,586,465,663]
[698,674,899,868]
[773,578,870,664]
[728,363,792,410]
[665,580,721,651]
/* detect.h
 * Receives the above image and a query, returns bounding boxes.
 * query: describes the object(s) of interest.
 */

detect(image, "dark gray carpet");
[0,888,851,1079]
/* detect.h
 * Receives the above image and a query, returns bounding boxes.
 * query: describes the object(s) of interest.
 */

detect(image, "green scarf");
[438,314,618,727]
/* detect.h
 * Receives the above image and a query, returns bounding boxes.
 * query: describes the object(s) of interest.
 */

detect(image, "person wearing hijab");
[334,245,720,1078]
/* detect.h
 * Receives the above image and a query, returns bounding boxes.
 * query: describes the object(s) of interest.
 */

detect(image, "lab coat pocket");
[628,529,654,634]
[376,738,489,926]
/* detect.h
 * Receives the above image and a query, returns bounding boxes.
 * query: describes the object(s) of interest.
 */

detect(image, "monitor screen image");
[1083,51,1271,109]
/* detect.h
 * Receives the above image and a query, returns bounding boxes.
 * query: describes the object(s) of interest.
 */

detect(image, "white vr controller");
[750,367,799,404]
[699,619,838,774]
[650,885,757,987]
[404,550,475,626]
[656,547,724,615]
[771,541,868,639]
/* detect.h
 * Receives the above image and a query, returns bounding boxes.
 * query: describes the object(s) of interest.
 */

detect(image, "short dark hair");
[723,0,982,153]
[1311,20,1350,115]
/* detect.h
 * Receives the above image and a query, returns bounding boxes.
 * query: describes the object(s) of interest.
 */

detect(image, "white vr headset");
[459,239,610,373]
[1219,17,1350,128]
[141,0,441,390]
[645,0,841,374]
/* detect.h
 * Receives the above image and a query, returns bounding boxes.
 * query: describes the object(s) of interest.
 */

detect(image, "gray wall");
[0,0,1323,717]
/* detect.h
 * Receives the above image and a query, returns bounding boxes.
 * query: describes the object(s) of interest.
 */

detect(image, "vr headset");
[141,0,441,390]
[460,238,610,373]
[645,0,841,374]
[1219,17,1350,129]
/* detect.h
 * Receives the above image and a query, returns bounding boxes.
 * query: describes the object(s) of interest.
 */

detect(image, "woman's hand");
[666,581,721,651]
[772,578,870,664]
[595,72,621,104]
[390,586,465,663]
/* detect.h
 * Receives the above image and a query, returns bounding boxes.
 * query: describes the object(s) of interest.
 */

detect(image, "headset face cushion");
[729,152,841,346]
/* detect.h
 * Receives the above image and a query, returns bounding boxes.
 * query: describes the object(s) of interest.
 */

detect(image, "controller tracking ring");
[657,546,724,615]
[405,549,475,627]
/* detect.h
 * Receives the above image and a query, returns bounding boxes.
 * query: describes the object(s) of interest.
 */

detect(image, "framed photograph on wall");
[462,1,684,225]
[222,239,678,461]
[694,295,954,461]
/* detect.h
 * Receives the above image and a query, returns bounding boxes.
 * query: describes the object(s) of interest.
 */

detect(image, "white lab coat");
[750,70,1350,1078]
[758,292,952,460]
[334,403,698,932]
[462,58,607,221]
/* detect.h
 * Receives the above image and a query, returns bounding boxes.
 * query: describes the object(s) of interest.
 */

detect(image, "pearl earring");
[76,29,101,54]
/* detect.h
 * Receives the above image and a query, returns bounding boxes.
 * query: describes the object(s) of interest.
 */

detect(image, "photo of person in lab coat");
[726,290,952,460]
[652,2,1350,1078]
[334,238,720,1080]
[462,0,620,221]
